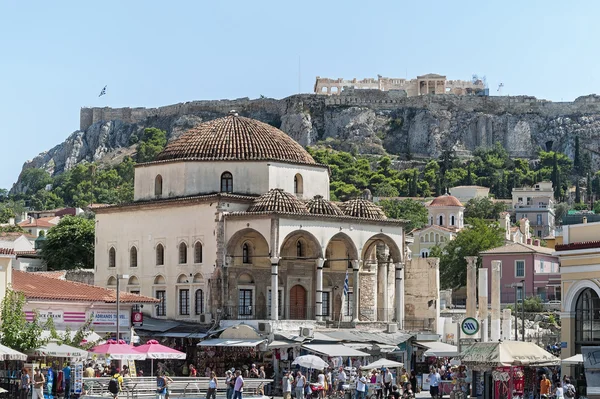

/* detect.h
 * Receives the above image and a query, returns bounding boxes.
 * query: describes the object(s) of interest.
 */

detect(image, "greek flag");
[343,270,349,296]
[98,85,107,97]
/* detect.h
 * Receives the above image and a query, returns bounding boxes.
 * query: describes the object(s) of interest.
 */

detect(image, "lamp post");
[116,274,129,341]
[521,279,525,342]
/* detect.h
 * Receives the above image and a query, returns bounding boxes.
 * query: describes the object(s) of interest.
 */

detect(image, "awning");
[198,339,266,347]
[375,344,400,353]
[562,354,583,365]
[269,340,300,349]
[303,344,370,357]
[155,332,207,339]
[416,341,459,357]
[343,343,373,350]
[40,330,104,343]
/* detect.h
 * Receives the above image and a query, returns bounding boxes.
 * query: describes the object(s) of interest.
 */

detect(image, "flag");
[343,270,349,296]
[98,85,107,97]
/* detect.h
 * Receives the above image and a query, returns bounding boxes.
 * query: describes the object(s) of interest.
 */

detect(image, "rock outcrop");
[13,91,600,192]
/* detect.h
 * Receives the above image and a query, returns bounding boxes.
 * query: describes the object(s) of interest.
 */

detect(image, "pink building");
[480,241,560,304]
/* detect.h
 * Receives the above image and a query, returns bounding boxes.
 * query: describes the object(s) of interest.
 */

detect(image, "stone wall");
[404,257,440,332]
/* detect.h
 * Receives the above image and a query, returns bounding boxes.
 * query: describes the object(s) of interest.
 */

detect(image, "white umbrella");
[292,355,329,370]
[361,358,404,370]
[0,343,27,361]
[31,341,88,360]
[562,354,583,365]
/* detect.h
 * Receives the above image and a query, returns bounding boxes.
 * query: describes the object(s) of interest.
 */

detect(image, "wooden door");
[290,285,307,319]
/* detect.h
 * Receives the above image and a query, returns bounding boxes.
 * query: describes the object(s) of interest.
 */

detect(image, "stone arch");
[294,173,304,196]
[177,274,189,284]
[130,246,138,268]
[361,233,402,264]
[564,279,600,313]
[128,276,139,285]
[324,232,359,270]
[221,171,233,193]
[192,273,204,284]
[107,276,117,286]
[108,247,116,268]
[194,241,203,264]
[155,175,163,197]
[226,228,270,267]
[280,230,323,260]
[237,272,255,284]
[154,275,166,285]
[438,214,444,226]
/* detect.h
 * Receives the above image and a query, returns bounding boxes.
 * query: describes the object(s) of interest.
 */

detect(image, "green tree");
[379,199,428,231]
[18,169,53,194]
[464,197,507,220]
[554,202,569,226]
[46,316,98,350]
[0,289,48,352]
[41,216,95,270]
[574,135,581,175]
[575,179,581,204]
[136,128,167,163]
[438,218,505,289]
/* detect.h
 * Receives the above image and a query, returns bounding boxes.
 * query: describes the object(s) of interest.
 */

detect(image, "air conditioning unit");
[300,327,314,338]
[199,314,212,324]
[258,322,272,334]
[387,323,398,333]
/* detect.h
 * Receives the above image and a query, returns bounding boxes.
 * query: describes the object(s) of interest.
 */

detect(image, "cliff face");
[13,92,600,192]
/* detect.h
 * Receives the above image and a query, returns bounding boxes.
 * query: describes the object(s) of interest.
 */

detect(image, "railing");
[82,376,273,398]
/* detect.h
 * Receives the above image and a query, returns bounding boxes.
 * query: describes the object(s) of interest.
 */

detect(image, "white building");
[95,112,407,326]
[512,181,555,238]
[449,185,490,203]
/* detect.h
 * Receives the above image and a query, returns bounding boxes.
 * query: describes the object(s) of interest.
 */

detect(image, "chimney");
[533,239,540,246]
[583,216,588,224]
[526,238,532,245]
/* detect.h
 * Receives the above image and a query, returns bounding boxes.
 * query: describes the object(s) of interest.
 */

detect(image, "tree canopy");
[0,289,48,352]
[379,199,428,231]
[41,216,95,270]
[464,197,507,220]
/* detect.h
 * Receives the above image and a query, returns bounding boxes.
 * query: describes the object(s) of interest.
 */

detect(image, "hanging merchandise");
[73,362,84,396]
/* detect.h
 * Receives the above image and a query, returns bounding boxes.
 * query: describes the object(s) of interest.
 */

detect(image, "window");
[575,288,600,346]
[345,292,354,316]
[537,231,542,237]
[439,215,443,226]
[242,243,251,264]
[451,215,455,226]
[130,290,141,312]
[516,287,523,301]
[268,289,283,317]
[294,174,304,195]
[109,247,116,268]
[537,214,542,225]
[296,240,305,258]
[156,290,166,317]
[194,242,203,264]
[179,289,190,316]
[130,247,138,268]
[156,244,164,266]
[179,242,187,264]
[239,289,253,316]
[221,172,233,193]
[515,260,525,278]
[322,291,331,317]
[195,289,204,315]
[155,175,163,197]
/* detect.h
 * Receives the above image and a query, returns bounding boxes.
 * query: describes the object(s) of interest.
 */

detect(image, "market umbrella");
[561,354,583,365]
[90,340,146,360]
[133,340,186,376]
[457,341,559,367]
[361,358,404,370]
[292,355,329,370]
[31,341,87,360]
[0,343,27,361]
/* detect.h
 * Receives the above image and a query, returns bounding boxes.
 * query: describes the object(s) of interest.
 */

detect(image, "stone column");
[352,260,361,322]
[491,261,502,341]
[465,256,478,319]
[478,268,488,342]
[395,263,404,328]
[270,257,280,321]
[315,258,324,322]
[382,262,389,322]
[502,308,512,340]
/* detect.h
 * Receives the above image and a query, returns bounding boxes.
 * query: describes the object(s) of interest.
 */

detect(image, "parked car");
[543,300,561,311]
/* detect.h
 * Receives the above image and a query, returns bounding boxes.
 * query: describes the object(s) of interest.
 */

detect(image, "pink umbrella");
[133,340,186,376]
[90,339,147,360]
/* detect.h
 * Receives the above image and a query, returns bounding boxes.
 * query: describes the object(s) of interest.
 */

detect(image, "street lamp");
[513,282,523,341]
[116,274,129,342]
[521,279,526,342]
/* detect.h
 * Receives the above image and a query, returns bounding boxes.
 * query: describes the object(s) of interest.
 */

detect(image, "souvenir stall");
[133,340,186,376]
[457,341,559,399]
[414,341,459,393]
[196,339,267,376]
[0,344,27,397]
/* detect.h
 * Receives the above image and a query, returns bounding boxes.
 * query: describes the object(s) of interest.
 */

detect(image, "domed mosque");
[95,111,407,330]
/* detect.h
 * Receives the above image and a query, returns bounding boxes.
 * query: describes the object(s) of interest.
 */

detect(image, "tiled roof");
[18,216,59,228]
[247,189,308,214]
[155,112,316,165]
[0,248,15,255]
[15,250,38,256]
[306,195,344,216]
[480,242,555,255]
[342,199,387,220]
[429,194,463,207]
[413,224,459,234]
[0,232,36,241]
[12,270,159,303]
[555,240,600,252]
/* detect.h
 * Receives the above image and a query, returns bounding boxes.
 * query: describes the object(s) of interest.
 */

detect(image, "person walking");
[63,364,71,399]
[295,370,307,399]
[428,368,441,399]
[337,367,347,394]
[356,375,367,399]
[32,368,45,399]
[19,368,30,399]
[157,372,168,399]
[207,371,218,399]
[190,364,198,377]
[226,370,235,399]
[383,368,393,398]
[233,370,244,399]
[540,374,551,398]
[282,370,293,399]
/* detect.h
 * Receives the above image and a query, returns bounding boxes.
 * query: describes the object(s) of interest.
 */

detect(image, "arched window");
[107,276,117,286]
[221,172,233,193]
[296,240,305,258]
[194,242,203,264]
[130,247,138,268]
[195,289,204,315]
[108,247,116,268]
[439,215,444,226]
[242,243,251,264]
[294,174,304,196]
[420,236,424,243]
[575,288,600,345]
[156,244,164,266]
[179,242,188,264]
[451,215,455,226]
[155,175,163,197]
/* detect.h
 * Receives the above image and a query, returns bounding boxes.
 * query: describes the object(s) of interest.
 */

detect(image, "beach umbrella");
[292,355,329,370]
[90,340,146,360]
[133,340,186,376]
[361,358,404,370]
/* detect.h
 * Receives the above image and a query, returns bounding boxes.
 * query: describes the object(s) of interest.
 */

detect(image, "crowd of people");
[539,372,576,399]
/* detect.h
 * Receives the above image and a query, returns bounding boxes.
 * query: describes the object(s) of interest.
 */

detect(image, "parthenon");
[314,74,486,96]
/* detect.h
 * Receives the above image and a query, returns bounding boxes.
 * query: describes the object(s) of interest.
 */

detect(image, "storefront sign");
[132,312,143,327]
[25,310,88,324]
[90,311,129,327]
[461,317,480,335]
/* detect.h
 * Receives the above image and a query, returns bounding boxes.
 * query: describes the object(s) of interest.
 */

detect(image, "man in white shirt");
[233,370,244,399]
[337,367,347,393]
[428,368,441,399]
[356,375,367,399]
[282,371,293,399]
[383,368,393,397]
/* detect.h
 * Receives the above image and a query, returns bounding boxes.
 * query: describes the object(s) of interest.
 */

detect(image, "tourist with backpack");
[564,379,576,399]
[108,373,122,399]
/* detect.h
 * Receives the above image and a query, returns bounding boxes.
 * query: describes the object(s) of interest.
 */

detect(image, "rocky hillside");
[13,91,600,192]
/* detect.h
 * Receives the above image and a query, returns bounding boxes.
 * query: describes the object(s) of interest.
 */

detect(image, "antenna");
[497,83,504,95]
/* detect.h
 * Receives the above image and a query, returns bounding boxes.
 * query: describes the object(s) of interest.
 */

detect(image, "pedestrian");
[400,369,409,390]
[19,368,30,399]
[375,369,384,399]
[156,371,168,399]
[356,375,367,399]
[337,367,347,394]
[250,364,260,378]
[383,368,393,398]
[540,374,551,398]
[108,373,122,399]
[226,370,235,399]
[428,368,441,399]
[206,371,218,399]
[282,370,293,399]
[409,371,418,394]
[190,364,198,377]
[233,370,244,399]
[32,368,45,399]
[391,385,401,399]
[295,370,307,399]
[259,366,266,379]
[554,382,564,399]
[318,369,326,399]
[402,384,415,399]
[326,368,333,395]
[63,363,71,399]
[564,379,576,399]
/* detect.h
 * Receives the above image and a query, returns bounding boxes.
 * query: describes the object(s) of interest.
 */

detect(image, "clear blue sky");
[0,0,597,189]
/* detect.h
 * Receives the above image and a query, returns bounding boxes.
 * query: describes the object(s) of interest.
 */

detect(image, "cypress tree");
[574,135,581,175]
[575,179,581,204]
[466,163,473,185]
[588,173,592,205]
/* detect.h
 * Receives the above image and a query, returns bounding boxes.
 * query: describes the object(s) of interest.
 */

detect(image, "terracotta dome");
[429,194,463,207]
[306,195,344,216]
[156,111,315,165]
[342,198,387,220]
[247,189,308,213]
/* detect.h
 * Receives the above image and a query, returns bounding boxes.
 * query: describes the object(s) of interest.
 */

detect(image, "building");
[449,185,490,203]
[314,74,485,96]
[512,181,555,238]
[0,232,45,271]
[480,240,560,304]
[409,194,464,258]
[500,213,531,244]
[94,112,407,327]
[18,216,59,237]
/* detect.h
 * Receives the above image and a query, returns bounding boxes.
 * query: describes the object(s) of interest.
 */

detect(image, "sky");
[0,0,598,189]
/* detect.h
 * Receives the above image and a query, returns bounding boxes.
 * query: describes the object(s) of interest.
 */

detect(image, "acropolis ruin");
[314,73,486,96]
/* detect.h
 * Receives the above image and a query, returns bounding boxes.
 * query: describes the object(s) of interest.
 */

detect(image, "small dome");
[429,194,463,207]
[247,189,308,214]
[306,195,344,216]
[342,198,387,220]
[156,113,315,165]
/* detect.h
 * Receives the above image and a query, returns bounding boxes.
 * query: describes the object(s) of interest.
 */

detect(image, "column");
[491,261,502,341]
[465,256,478,319]
[478,268,488,342]
[381,262,389,322]
[270,257,280,321]
[315,258,324,322]
[502,308,512,341]
[352,260,361,323]
[395,263,404,328]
